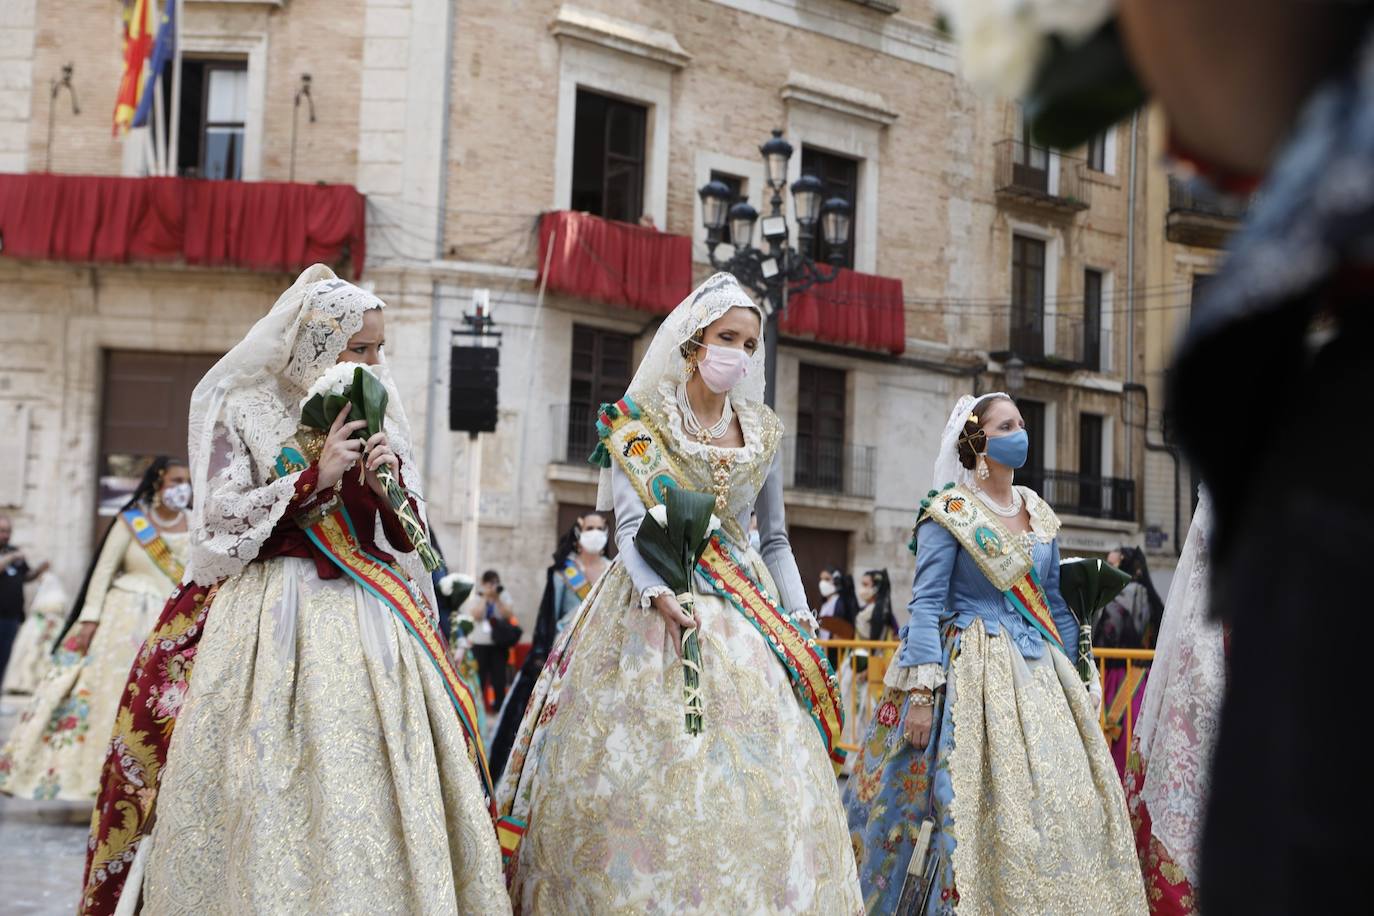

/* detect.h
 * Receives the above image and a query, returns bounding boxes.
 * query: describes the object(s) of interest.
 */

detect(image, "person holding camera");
[459,569,521,711]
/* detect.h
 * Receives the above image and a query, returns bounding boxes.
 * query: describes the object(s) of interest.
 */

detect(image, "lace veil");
[185,264,437,614]
[594,272,766,509]
[1132,488,1220,884]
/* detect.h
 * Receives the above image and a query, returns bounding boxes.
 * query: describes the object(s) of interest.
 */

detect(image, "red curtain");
[781,267,906,355]
[0,173,366,278]
[537,210,691,315]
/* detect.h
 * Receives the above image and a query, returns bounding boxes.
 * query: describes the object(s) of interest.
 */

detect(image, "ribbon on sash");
[1104,665,1148,743]
[560,558,592,602]
[918,483,1065,655]
[120,505,184,583]
[275,448,495,812]
[596,398,846,765]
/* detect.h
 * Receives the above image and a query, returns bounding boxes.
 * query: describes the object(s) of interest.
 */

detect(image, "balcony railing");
[783,436,876,499]
[1006,316,1110,372]
[994,140,1090,213]
[1166,175,1248,248]
[549,403,599,466]
[1019,469,1136,521]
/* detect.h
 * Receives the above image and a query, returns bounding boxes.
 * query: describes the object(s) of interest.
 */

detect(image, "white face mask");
[579,529,608,554]
[858,586,876,604]
[818,579,837,598]
[161,483,192,511]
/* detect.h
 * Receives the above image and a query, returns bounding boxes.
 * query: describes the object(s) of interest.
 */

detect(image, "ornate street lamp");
[697,129,852,407]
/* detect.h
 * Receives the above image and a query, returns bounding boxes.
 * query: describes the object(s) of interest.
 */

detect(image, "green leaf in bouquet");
[634,517,692,595]
[300,394,331,431]
[1058,558,1132,628]
[664,487,718,565]
[352,365,390,439]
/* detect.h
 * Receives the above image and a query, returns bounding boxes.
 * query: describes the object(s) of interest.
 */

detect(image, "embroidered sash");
[596,398,846,764]
[918,483,1066,654]
[120,506,184,583]
[275,448,495,811]
[1104,665,1148,742]
[560,558,592,602]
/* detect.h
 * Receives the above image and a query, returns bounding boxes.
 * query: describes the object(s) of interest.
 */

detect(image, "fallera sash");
[594,398,846,764]
[275,447,495,812]
[917,483,1065,655]
[560,558,592,602]
[120,505,184,583]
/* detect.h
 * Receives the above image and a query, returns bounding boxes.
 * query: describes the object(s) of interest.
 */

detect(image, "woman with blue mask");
[844,393,1146,914]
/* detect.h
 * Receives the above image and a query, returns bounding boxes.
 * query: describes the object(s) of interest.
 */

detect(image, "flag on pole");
[112,0,154,135]
[132,0,176,129]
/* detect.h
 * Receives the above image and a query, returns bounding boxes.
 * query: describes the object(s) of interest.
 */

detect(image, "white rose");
[708,514,722,532]
[301,361,376,411]
[648,504,668,527]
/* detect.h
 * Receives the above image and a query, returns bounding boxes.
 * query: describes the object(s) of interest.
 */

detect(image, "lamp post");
[698,129,852,407]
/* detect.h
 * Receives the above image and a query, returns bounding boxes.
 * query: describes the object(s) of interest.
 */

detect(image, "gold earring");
[976,453,990,480]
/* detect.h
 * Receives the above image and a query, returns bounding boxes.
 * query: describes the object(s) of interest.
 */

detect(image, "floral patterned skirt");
[138,557,508,915]
[497,561,862,915]
[1,576,68,695]
[844,620,1147,915]
[0,583,163,801]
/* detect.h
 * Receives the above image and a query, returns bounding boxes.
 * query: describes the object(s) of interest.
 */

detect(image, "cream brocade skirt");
[501,562,862,915]
[0,582,164,801]
[140,557,509,915]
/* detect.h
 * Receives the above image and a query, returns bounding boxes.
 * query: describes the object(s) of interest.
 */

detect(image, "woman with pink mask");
[496,273,860,913]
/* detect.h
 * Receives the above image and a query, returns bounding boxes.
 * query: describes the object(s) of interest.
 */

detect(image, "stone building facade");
[2,0,1165,628]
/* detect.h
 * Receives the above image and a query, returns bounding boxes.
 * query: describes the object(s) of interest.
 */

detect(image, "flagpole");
[168,0,182,176]
[144,0,163,175]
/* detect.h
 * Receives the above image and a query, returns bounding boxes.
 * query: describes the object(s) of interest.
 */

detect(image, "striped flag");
[112,0,154,135]
[132,0,176,129]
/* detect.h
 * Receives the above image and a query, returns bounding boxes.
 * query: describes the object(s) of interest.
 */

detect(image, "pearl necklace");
[676,381,733,444]
[150,504,182,527]
[973,484,1023,518]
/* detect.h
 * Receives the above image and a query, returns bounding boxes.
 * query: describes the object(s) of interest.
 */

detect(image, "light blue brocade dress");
[843,492,1147,915]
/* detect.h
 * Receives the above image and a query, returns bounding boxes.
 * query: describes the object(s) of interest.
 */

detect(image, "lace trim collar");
[1017,486,1061,543]
[656,379,767,464]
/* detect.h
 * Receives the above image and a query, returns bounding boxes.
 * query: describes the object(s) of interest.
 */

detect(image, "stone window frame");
[550,7,690,229]
[1006,218,1063,358]
[781,73,896,275]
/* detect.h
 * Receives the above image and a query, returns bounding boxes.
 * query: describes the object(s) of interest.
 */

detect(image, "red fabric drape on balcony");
[782,267,906,355]
[0,173,366,278]
[537,210,691,315]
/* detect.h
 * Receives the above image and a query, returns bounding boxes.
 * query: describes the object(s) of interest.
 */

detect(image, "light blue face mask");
[985,428,1029,469]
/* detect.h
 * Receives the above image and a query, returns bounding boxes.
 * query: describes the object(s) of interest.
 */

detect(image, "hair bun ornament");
[968,413,979,424]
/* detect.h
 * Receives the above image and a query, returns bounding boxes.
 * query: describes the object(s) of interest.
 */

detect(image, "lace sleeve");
[187,420,320,585]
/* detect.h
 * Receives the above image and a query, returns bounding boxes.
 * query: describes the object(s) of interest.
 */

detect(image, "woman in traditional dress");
[845,392,1146,915]
[0,571,68,695]
[488,512,609,781]
[1124,490,1221,914]
[497,273,861,914]
[1096,546,1166,776]
[0,458,189,801]
[838,568,899,755]
[78,265,507,916]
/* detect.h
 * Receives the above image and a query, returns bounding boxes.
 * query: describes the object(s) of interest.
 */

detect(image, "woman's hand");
[903,691,934,749]
[363,430,399,499]
[318,404,368,491]
[651,592,697,657]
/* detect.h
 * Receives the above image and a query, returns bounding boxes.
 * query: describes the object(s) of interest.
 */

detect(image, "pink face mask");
[695,343,752,393]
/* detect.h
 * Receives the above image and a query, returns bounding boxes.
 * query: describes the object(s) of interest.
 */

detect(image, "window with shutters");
[164,57,248,180]
[800,146,858,269]
[571,90,648,224]
[1011,234,1047,357]
[1083,268,1103,371]
[567,325,635,463]
[1079,412,1105,514]
[1017,398,1047,495]
[795,363,848,491]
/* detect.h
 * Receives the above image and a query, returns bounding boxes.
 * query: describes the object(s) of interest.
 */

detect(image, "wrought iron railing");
[549,403,599,466]
[994,140,1090,210]
[1018,469,1136,521]
[1167,175,1248,220]
[783,435,876,499]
